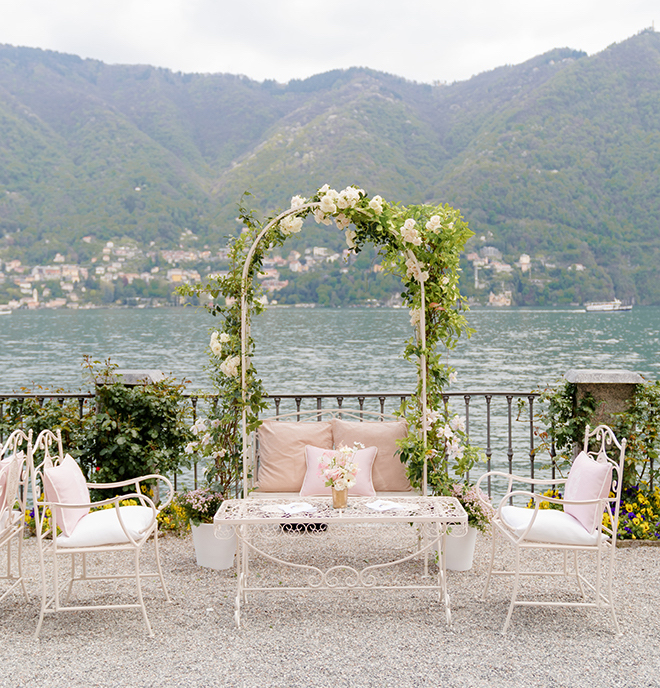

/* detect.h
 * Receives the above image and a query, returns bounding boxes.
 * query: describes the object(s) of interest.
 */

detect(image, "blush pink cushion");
[563,450,613,533]
[331,419,412,492]
[300,445,377,497]
[43,453,91,537]
[256,421,333,492]
[0,457,11,512]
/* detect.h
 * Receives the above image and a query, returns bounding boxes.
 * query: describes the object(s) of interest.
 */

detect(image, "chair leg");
[18,537,29,603]
[34,545,48,639]
[153,530,171,603]
[134,549,154,638]
[573,550,586,600]
[64,553,76,604]
[502,545,521,634]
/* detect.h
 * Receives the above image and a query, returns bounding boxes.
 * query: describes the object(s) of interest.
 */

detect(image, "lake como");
[1,306,658,393]
[3,305,658,483]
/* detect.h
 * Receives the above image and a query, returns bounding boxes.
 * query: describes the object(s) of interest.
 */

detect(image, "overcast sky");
[0,0,656,84]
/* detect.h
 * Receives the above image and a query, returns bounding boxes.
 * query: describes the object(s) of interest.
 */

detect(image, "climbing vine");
[181,184,477,493]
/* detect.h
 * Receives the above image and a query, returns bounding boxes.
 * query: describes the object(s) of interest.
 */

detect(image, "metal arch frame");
[239,202,429,499]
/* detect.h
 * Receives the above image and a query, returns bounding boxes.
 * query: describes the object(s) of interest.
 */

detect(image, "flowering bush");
[318,443,362,490]
[608,484,660,540]
[176,488,226,526]
[184,415,242,498]
[451,482,494,534]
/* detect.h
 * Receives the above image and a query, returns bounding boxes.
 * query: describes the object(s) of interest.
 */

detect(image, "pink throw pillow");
[43,453,91,537]
[0,457,12,512]
[300,445,377,497]
[256,421,333,492]
[331,419,412,492]
[563,450,612,533]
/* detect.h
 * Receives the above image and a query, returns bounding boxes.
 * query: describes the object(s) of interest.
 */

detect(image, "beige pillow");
[331,419,411,492]
[256,421,333,492]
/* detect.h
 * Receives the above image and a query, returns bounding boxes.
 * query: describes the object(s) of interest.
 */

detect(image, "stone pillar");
[564,369,644,427]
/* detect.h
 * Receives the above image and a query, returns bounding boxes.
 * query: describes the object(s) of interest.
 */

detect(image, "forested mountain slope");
[0,29,658,304]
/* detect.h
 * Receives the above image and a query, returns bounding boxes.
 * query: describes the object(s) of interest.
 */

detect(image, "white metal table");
[214,496,468,627]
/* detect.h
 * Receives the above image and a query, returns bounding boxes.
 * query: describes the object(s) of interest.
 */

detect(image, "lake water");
[3,305,658,485]
[1,305,658,393]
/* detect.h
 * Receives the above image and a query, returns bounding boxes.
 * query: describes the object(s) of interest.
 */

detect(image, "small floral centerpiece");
[318,443,362,491]
[318,443,362,508]
[176,487,226,527]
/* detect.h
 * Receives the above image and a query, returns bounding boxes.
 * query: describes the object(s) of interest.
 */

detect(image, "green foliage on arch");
[181,184,478,494]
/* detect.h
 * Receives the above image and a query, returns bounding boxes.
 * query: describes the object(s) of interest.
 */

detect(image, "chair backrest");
[582,424,626,541]
[0,429,30,528]
[30,428,67,539]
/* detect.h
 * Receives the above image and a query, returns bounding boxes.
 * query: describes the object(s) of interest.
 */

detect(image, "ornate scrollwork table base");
[214,496,467,628]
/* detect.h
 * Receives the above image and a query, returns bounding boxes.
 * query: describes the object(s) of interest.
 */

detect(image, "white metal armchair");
[30,428,174,638]
[0,429,30,605]
[476,424,626,634]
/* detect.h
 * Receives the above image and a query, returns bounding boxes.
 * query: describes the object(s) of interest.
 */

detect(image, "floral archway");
[187,184,478,498]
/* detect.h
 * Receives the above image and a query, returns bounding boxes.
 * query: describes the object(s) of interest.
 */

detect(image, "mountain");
[0,29,659,305]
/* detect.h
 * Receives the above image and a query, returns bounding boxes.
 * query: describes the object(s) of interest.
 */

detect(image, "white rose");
[425,215,441,231]
[405,257,428,282]
[319,195,337,215]
[290,195,306,209]
[368,195,384,215]
[335,213,350,230]
[220,355,240,377]
[219,332,230,343]
[409,308,422,327]
[401,225,422,246]
[337,186,362,209]
[313,208,332,226]
[345,228,357,249]
[403,218,416,230]
[280,214,303,235]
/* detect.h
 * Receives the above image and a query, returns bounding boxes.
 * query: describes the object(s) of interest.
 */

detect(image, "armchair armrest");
[87,474,174,511]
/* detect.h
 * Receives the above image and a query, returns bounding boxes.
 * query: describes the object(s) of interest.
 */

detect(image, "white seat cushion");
[56,505,155,548]
[500,506,601,546]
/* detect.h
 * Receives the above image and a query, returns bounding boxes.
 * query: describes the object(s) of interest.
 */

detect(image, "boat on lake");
[0,306,12,316]
[584,299,632,312]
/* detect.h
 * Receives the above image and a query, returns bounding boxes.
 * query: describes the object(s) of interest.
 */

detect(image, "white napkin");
[275,502,318,515]
[366,499,417,512]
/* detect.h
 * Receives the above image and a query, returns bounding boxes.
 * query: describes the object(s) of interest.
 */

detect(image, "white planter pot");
[191,523,236,570]
[442,526,478,571]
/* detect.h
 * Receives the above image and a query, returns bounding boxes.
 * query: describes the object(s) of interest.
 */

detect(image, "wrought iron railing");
[1,390,549,499]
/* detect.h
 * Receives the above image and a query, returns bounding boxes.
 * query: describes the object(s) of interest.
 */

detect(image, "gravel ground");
[1,528,659,688]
